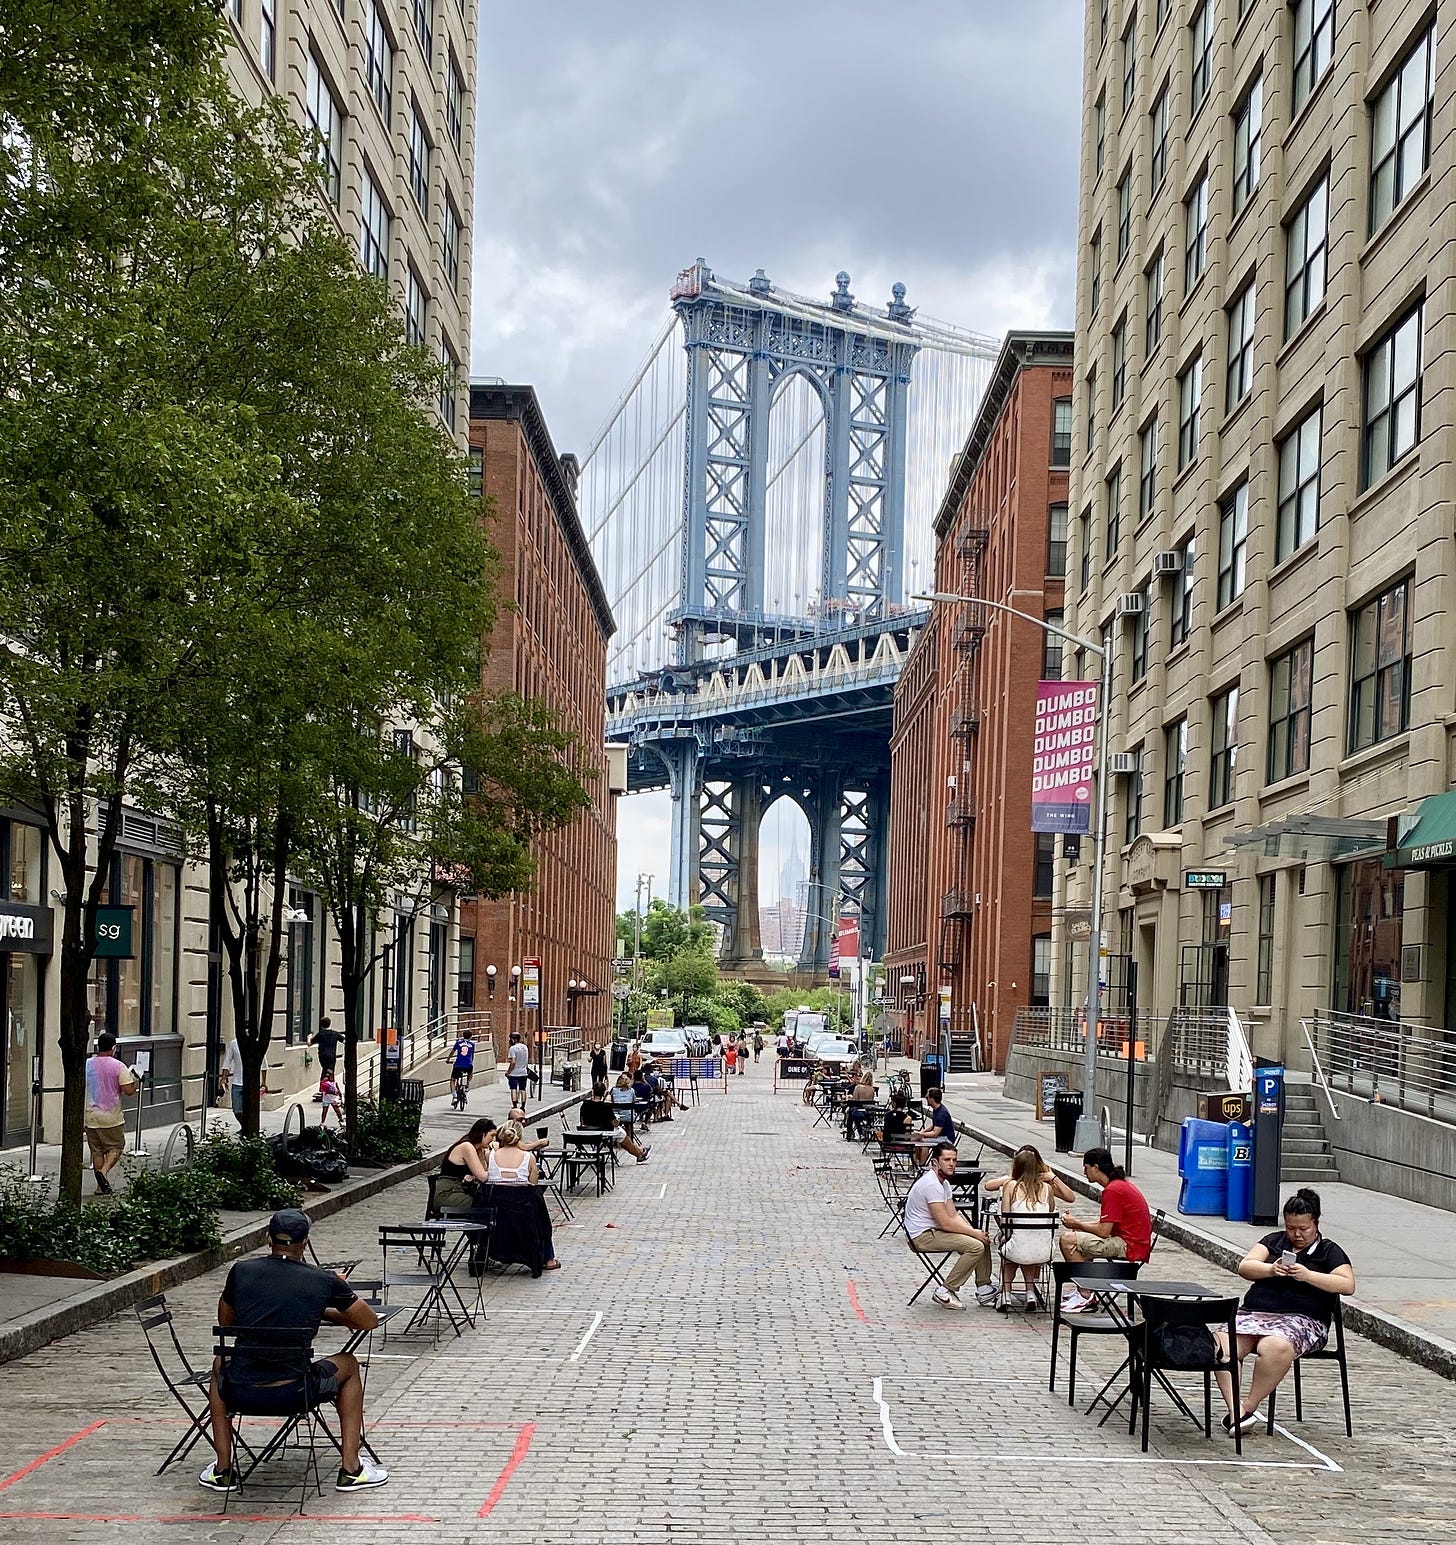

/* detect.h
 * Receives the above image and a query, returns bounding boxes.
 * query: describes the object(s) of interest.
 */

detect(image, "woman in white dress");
[987,1146,1075,1309]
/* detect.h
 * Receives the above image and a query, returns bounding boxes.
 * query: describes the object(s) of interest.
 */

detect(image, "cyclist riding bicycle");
[446,1034,476,1109]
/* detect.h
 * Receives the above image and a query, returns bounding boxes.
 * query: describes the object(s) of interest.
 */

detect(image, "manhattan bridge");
[583,260,999,973]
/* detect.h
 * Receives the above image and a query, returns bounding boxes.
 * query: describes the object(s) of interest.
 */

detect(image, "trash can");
[919,1055,945,1096]
[1053,1089,1083,1153]
[609,1040,628,1073]
[560,1064,579,1093]
[1177,1117,1229,1215]
[399,1078,425,1107]
[1226,1120,1254,1223]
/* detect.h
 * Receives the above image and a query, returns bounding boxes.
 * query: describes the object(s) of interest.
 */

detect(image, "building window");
[443,197,462,290]
[1292,0,1335,116]
[1217,484,1247,610]
[306,54,343,207]
[1171,536,1195,647]
[1034,833,1056,898]
[87,852,180,1041]
[440,337,458,429]
[409,105,431,211]
[1190,3,1213,112]
[260,0,277,81]
[1125,747,1144,843]
[1047,503,1069,578]
[1095,91,1106,175]
[413,0,435,61]
[1256,874,1276,1001]
[1116,169,1132,261]
[1131,587,1150,682]
[1145,250,1164,354]
[1371,28,1433,234]
[1349,577,1412,751]
[1089,230,1102,318]
[360,168,390,280]
[1150,87,1169,195]
[1101,0,1110,47]
[366,0,394,123]
[1032,934,1052,1008]
[1139,416,1158,517]
[1177,354,1202,470]
[1122,13,1137,112]
[1163,718,1188,827]
[1226,282,1255,411]
[1233,75,1263,214]
[229,0,242,20]
[285,889,318,1045]
[457,935,475,1009]
[1284,175,1328,338]
[1210,684,1239,808]
[1268,638,1313,782]
[1052,397,1073,466]
[446,51,465,151]
[405,264,427,347]
[1156,0,1170,24]
[1362,302,1423,488]
[1277,405,1321,560]
[467,447,483,499]
[1043,613,1064,679]
[1184,175,1208,292]
[1085,366,1097,448]
[1079,508,1092,590]
[1111,314,1127,410]
[1106,463,1122,558]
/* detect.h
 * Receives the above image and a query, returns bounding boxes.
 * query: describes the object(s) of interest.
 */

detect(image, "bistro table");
[1066,1277,1222,1427]
[390,1220,490,1338]
[561,1129,616,1197]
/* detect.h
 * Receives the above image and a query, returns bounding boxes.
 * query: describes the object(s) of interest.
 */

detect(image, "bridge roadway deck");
[0,1063,1450,1542]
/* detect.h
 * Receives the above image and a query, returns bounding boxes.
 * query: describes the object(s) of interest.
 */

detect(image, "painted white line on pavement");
[1270,1422,1342,1473]
[913,1451,1334,1473]
[570,1310,605,1362]
[659,1182,667,1198]
[871,1378,904,1456]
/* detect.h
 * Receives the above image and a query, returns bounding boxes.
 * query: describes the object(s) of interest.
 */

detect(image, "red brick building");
[462,384,619,1054]
[884,333,1073,1070]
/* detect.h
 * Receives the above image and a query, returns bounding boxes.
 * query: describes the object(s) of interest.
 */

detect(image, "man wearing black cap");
[200,1209,387,1494]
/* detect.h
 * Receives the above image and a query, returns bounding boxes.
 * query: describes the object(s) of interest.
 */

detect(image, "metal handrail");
[1226,1005,1254,1094]
[1308,1009,1454,1122]
[1300,1017,1342,1120]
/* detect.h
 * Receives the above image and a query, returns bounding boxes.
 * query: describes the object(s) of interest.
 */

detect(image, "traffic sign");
[611,983,631,1001]
[521,957,541,1009]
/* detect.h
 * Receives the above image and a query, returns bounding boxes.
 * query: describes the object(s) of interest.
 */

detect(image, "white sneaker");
[336,1458,389,1490]
[974,1284,1000,1308]
[931,1287,965,1311]
[1060,1291,1093,1314]
[198,1462,238,1492]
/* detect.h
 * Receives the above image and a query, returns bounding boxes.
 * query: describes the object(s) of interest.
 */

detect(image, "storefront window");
[286,888,317,1045]
[1,819,46,1144]
[1334,858,1404,1019]
[87,851,180,1038]
[8,822,41,903]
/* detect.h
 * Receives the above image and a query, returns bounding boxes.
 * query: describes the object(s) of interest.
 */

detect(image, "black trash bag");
[269,1126,350,1184]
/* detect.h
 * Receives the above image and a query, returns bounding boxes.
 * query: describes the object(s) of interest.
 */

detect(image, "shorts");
[222,1358,340,1416]
[1065,1231,1128,1261]
[86,1123,125,1162]
[508,1075,527,1093]
[453,1064,474,1079]
[317,1056,337,1075]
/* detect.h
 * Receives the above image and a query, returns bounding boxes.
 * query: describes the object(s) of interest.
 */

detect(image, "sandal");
[543,1259,562,1271]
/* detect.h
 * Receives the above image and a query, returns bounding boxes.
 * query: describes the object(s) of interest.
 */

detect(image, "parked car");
[681,1024,712,1056]
[807,1038,861,1065]
[638,1031,688,1060]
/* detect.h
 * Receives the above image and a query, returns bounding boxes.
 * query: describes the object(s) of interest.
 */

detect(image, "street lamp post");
[916,589,1112,1152]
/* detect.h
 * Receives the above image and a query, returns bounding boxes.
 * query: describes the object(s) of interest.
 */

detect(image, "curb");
[954,1114,1456,1383]
[0,1090,584,1368]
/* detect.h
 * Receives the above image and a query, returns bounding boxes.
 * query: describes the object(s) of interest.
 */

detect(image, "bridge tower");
[660,261,920,971]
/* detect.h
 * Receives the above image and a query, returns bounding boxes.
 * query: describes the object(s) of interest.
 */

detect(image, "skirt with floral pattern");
[1233,1310,1327,1357]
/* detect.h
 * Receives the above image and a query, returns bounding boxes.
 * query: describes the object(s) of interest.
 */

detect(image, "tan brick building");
[462,385,620,1055]
[885,334,1073,1071]
[1062,0,1456,1066]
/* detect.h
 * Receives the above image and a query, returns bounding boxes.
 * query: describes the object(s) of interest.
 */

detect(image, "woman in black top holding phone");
[1214,1187,1355,1434]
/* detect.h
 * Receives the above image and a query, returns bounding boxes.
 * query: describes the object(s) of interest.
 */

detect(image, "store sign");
[1032,680,1098,833]
[1411,840,1455,865]
[521,957,541,1010]
[1184,871,1228,890]
[0,901,53,955]
[93,905,133,959]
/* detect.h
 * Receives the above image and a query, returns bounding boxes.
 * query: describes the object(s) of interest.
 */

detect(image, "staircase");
[1281,1083,1341,1183]
[948,1035,980,1073]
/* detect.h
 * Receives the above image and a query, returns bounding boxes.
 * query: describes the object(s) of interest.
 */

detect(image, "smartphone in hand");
[1281,1249,1297,1268]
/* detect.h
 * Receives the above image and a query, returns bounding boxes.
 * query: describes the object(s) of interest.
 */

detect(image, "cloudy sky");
[471,0,1085,911]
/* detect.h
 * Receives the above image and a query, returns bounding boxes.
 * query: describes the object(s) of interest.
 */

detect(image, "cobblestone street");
[0,1066,1451,1542]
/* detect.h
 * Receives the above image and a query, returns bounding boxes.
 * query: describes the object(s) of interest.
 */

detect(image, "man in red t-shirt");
[1059,1148,1153,1309]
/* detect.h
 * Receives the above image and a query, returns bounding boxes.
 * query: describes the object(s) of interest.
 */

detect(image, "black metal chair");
[1049,1258,1141,1403]
[906,1238,955,1306]
[1129,1294,1242,1454]
[213,1325,328,1511]
[992,1212,1061,1310]
[1265,1296,1353,1436]
[136,1293,256,1476]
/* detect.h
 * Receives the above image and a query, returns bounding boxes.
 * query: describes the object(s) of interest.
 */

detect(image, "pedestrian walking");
[735,1034,749,1072]
[753,1031,764,1063]
[318,1071,344,1127]
[84,1033,138,1195]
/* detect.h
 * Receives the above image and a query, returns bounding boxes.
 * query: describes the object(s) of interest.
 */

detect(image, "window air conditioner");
[1108,752,1139,775]
[1151,550,1182,577]
[1115,591,1146,618]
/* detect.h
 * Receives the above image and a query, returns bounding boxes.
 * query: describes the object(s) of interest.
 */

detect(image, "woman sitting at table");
[880,1090,912,1144]
[985,1146,1074,1309]
[580,1078,650,1161]
[435,1119,496,1214]
[846,1068,877,1138]
[485,1120,560,1275]
[1214,1187,1354,1434]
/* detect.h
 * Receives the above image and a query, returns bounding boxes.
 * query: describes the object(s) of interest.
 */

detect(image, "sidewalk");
[924,1063,1456,1369]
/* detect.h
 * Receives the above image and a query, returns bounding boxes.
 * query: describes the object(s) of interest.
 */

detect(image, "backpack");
[1150,1321,1218,1369]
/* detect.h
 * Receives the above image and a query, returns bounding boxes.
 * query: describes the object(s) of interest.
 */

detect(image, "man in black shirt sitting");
[580,1078,650,1161]
[200,1209,386,1494]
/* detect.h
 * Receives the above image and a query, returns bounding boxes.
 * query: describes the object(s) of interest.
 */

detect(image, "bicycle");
[450,1066,472,1110]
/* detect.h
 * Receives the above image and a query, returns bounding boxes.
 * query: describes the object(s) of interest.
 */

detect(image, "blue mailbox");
[1177,1117,1229,1215]
[1226,1120,1253,1223]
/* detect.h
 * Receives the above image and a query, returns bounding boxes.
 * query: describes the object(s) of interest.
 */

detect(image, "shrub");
[349,1097,423,1165]
[122,1164,224,1260]
[192,1127,302,1211]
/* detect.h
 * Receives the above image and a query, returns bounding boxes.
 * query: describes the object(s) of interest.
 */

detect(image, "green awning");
[1385,791,1456,869]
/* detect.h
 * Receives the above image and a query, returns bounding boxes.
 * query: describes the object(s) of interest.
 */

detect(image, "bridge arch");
[763,373,827,618]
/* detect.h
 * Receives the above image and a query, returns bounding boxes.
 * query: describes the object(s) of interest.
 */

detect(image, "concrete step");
[1283,1137,1333,1156]
[1282,1162,1341,1182]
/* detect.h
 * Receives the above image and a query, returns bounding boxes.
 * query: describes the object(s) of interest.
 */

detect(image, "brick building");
[884,333,1074,1070]
[461,384,619,1056]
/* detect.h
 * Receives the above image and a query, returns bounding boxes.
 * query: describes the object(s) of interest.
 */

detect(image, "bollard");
[25,1056,44,1183]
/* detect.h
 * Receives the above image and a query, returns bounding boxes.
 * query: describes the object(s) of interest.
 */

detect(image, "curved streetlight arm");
[913,591,1105,657]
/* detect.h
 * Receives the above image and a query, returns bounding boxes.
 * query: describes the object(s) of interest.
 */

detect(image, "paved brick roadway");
[0,1064,1452,1542]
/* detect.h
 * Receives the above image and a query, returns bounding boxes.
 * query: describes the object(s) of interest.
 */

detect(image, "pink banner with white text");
[1031,679,1098,834]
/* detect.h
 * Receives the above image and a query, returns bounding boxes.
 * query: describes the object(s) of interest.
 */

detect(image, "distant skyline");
[470,2,1084,907]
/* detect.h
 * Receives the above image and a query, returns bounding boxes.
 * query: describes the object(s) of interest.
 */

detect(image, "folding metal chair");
[992,1213,1061,1311]
[379,1224,477,1340]
[906,1238,954,1306]
[136,1293,255,1476]
[1130,1295,1242,1453]
[214,1325,328,1512]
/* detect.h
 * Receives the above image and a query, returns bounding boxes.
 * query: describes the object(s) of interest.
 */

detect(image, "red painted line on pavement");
[847,1278,874,1324]
[0,1422,107,1493]
[477,1422,537,1518]
[0,1513,437,1525]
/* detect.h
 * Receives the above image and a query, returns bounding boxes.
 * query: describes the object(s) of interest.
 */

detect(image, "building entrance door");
[2,953,36,1149]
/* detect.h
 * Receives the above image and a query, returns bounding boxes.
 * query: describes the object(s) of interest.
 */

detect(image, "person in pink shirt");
[84,1034,138,1195]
